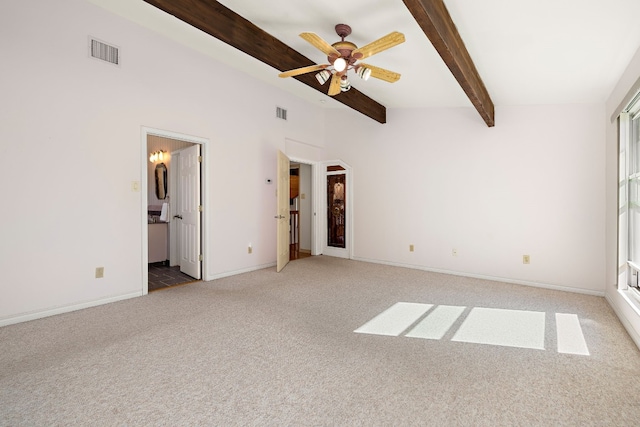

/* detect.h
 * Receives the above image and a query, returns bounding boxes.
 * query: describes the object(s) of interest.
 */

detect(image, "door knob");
[274,215,285,219]
[174,215,183,219]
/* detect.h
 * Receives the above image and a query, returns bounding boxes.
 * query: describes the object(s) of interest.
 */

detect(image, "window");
[619,92,640,296]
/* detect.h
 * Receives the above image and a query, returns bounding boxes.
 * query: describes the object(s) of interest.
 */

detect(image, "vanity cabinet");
[148,222,168,263]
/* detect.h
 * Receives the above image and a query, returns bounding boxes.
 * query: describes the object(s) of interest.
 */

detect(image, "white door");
[179,144,201,279]
[276,150,290,272]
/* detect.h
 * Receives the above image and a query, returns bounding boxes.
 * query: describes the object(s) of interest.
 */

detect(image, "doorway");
[141,128,209,294]
[289,162,313,261]
[277,154,353,270]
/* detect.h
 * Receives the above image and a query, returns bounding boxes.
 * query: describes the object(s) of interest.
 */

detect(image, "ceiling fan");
[278,24,405,96]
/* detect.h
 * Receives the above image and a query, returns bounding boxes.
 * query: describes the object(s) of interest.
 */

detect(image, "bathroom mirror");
[155,162,167,200]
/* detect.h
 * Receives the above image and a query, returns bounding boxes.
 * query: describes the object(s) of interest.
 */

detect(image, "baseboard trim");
[605,291,640,350]
[2,263,279,327]
[0,291,142,327]
[352,257,605,297]
[205,262,276,281]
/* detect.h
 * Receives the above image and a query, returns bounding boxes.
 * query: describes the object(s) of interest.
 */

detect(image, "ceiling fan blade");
[360,63,401,83]
[352,31,405,60]
[300,32,341,58]
[328,73,341,96]
[278,64,327,78]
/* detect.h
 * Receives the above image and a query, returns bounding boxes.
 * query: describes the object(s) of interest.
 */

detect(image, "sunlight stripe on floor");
[405,305,466,340]
[556,313,590,355]
[452,307,546,350]
[354,302,432,336]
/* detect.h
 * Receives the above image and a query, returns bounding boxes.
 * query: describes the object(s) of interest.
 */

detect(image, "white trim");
[207,262,276,280]
[628,260,640,272]
[605,291,640,350]
[141,127,210,289]
[321,160,353,259]
[611,76,640,122]
[0,292,141,327]
[353,256,605,297]
[619,113,630,290]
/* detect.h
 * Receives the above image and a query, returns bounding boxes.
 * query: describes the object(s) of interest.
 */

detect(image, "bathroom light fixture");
[149,150,166,163]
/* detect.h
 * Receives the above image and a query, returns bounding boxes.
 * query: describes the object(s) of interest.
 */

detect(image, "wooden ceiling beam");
[402,0,495,127]
[143,0,387,123]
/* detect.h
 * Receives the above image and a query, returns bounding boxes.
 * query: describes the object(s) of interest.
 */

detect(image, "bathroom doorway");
[142,128,209,294]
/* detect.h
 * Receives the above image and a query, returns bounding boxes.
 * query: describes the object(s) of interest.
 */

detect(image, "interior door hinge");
[198,205,203,212]
[198,155,202,163]
[199,254,203,262]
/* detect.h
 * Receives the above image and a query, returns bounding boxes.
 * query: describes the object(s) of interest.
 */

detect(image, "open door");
[276,150,290,272]
[179,144,201,279]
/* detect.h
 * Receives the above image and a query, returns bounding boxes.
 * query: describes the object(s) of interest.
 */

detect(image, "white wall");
[326,104,606,294]
[605,45,640,345]
[0,0,327,324]
[0,0,620,326]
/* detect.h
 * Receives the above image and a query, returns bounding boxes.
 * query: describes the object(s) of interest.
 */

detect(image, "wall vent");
[89,37,119,65]
[276,106,287,120]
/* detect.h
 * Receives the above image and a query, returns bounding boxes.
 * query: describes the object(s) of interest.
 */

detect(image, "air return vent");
[89,37,119,65]
[276,106,287,120]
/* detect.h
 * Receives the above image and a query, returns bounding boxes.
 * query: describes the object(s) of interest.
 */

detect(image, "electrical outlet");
[409,244,414,252]
[95,267,104,278]
[452,248,458,257]
[523,255,530,264]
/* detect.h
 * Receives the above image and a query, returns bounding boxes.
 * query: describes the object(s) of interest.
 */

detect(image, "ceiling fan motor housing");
[329,24,359,66]
[335,23,352,39]
[329,41,358,65]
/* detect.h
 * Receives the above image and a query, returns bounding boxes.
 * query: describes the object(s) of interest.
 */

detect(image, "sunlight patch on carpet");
[354,302,432,336]
[405,305,466,340]
[556,313,590,355]
[451,307,546,350]
[355,302,590,355]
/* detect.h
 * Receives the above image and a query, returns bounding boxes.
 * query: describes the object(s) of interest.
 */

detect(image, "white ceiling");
[89,0,640,112]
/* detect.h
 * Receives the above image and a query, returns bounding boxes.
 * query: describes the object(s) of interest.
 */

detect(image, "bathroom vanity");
[148,221,168,263]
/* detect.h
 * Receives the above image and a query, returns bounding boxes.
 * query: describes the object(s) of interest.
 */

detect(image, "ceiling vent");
[89,37,119,66]
[276,106,287,121]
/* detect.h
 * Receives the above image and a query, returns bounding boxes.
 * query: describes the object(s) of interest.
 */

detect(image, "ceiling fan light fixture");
[340,77,351,92]
[333,57,347,72]
[315,70,331,85]
[357,66,372,81]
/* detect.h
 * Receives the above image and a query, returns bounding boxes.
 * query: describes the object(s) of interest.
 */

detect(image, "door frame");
[141,127,209,294]
[321,159,353,259]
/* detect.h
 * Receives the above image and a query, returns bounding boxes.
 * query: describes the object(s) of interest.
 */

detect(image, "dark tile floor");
[148,262,198,292]
[150,251,310,292]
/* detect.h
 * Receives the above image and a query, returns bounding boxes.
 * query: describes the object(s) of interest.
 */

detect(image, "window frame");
[619,93,640,300]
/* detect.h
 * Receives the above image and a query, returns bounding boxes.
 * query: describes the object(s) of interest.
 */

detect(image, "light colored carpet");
[2,256,640,426]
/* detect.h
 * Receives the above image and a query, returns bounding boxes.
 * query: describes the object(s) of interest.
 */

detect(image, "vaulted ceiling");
[89,0,640,125]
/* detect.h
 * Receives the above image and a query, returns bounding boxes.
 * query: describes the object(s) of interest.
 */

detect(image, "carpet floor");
[1,256,640,426]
